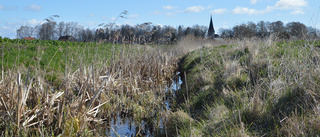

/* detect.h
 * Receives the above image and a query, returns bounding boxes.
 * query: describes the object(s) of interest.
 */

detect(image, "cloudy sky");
[0,0,319,38]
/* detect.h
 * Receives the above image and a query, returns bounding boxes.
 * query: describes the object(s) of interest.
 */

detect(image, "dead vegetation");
[0,43,179,136]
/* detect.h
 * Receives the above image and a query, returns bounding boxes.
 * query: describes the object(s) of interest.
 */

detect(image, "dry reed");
[0,43,178,136]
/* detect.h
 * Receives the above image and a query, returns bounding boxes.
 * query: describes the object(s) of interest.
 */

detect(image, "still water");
[106,72,182,136]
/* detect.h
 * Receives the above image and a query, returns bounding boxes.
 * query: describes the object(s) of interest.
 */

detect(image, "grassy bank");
[172,38,320,136]
[0,38,178,136]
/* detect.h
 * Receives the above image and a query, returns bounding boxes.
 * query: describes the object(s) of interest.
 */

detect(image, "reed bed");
[0,41,179,136]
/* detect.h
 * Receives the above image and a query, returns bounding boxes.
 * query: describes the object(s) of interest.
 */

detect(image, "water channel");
[106,72,182,136]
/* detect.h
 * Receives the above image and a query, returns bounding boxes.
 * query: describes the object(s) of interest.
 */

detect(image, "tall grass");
[0,39,178,136]
[2,35,319,136]
[173,36,320,136]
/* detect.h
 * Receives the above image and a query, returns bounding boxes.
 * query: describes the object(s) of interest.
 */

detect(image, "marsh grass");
[2,35,320,136]
[0,39,179,136]
[174,37,320,136]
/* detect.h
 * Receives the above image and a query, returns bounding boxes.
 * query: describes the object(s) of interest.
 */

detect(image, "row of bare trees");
[17,22,83,41]
[17,20,318,43]
[16,21,208,44]
[220,20,319,39]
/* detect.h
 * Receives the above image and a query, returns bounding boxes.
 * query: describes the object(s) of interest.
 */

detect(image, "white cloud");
[166,12,174,17]
[251,0,258,4]
[163,5,177,10]
[126,21,137,26]
[0,23,19,38]
[272,0,308,15]
[232,6,264,15]
[211,9,227,15]
[0,26,10,37]
[250,0,263,4]
[156,24,163,27]
[150,11,162,15]
[86,21,96,26]
[232,0,308,15]
[0,5,18,11]
[0,26,9,29]
[184,6,205,13]
[220,25,229,29]
[102,16,117,22]
[110,17,116,21]
[25,4,42,12]
[88,14,95,17]
[291,8,304,15]
[128,14,139,19]
[27,19,42,26]
[275,0,308,10]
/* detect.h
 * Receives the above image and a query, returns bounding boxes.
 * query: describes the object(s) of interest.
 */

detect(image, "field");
[0,36,320,136]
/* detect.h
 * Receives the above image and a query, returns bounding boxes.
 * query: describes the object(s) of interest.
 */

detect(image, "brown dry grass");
[0,43,178,136]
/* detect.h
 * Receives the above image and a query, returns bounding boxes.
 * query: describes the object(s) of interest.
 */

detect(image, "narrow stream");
[106,72,182,136]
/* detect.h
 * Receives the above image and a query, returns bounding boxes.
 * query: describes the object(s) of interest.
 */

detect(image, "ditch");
[106,72,182,136]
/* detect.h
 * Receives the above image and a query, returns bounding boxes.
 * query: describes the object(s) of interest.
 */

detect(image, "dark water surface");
[106,72,182,136]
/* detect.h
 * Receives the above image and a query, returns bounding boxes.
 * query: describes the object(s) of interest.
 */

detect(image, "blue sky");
[1,0,320,38]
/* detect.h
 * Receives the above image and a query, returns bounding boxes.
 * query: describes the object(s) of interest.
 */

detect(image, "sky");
[1,0,320,38]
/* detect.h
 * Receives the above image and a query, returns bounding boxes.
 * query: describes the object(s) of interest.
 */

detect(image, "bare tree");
[219,28,234,38]
[307,26,318,38]
[286,22,307,39]
[95,28,105,41]
[177,25,184,40]
[268,21,289,39]
[16,25,33,39]
[247,21,257,37]
[120,24,134,43]
[257,21,268,38]
[34,15,60,40]
[38,22,56,40]
[79,28,95,42]
[57,22,65,37]
[64,22,71,36]
[151,26,161,44]
[184,27,193,36]
[233,23,256,39]
[192,25,207,38]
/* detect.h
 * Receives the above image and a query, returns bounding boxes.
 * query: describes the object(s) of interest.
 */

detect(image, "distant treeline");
[16,20,319,44]
[220,21,319,40]
[16,21,208,44]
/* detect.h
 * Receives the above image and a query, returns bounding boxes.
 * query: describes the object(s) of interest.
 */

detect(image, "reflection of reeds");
[0,42,178,136]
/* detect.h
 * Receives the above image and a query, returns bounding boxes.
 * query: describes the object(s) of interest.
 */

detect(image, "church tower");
[208,15,215,38]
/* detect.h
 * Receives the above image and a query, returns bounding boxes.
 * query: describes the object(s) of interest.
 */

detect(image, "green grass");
[0,38,131,89]
[172,38,320,136]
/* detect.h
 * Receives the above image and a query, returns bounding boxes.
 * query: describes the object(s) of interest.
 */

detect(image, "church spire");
[208,15,215,38]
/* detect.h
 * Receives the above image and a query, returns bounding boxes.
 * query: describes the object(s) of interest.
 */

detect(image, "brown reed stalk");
[184,71,192,137]
[17,72,21,128]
